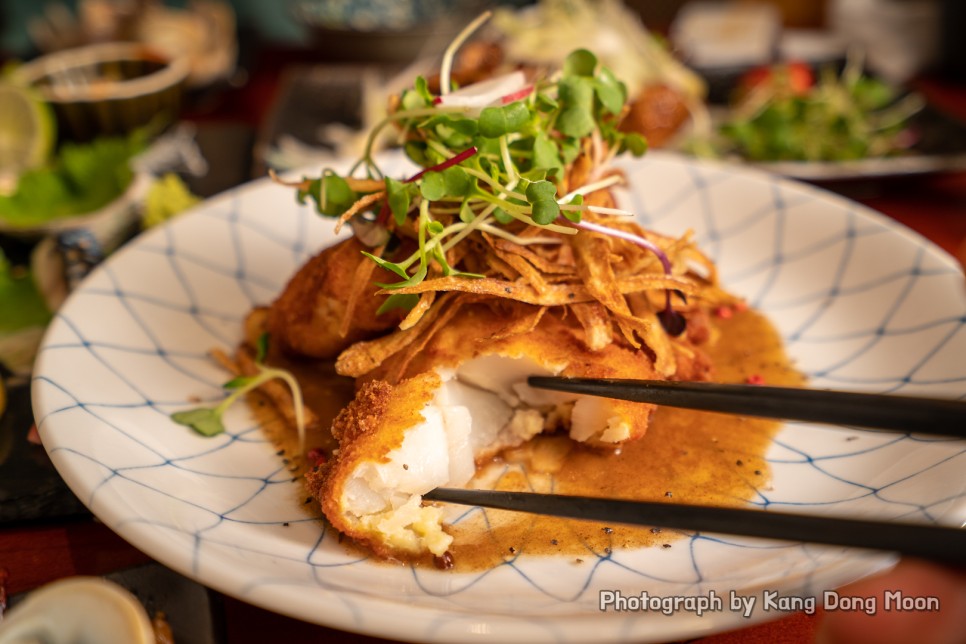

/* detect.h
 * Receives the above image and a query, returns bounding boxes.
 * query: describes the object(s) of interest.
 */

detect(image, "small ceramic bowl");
[14,42,189,143]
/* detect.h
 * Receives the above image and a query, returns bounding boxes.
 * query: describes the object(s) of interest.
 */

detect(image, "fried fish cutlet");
[266,236,406,360]
[306,304,710,560]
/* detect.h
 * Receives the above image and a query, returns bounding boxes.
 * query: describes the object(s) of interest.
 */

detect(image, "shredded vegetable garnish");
[280,13,717,339]
[172,14,734,445]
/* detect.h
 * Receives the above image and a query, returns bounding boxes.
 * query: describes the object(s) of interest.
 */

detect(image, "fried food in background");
[484,0,707,148]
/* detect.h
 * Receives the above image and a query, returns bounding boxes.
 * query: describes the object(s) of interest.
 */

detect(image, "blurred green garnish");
[142,173,201,229]
[0,129,148,227]
[0,248,50,334]
[689,58,924,163]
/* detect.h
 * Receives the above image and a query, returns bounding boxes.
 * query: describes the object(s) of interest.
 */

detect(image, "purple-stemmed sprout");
[406,146,478,183]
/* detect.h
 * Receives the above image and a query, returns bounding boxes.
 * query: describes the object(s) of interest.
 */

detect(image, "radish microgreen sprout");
[171,334,306,450]
[281,17,691,333]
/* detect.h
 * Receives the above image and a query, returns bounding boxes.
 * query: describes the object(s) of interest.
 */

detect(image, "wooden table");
[2,60,965,643]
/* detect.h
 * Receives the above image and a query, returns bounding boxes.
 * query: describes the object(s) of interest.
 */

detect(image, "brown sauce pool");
[256,308,804,571]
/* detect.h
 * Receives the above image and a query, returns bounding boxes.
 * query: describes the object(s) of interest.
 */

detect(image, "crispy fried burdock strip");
[398,291,436,331]
[568,229,663,359]
[340,244,384,338]
[490,238,576,276]
[611,310,675,376]
[335,191,386,233]
[486,302,547,341]
[336,293,460,378]
[344,178,385,193]
[572,230,632,317]
[376,274,698,305]
[569,301,613,351]
[491,245,550,295]
[380,296,467,383]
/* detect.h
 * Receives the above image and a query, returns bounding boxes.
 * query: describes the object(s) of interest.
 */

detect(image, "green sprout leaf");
[564,49,598,77]
[594,66,626,115]
[492,207,514,224]
[459,200,476,223]
[526,180,560,225]
[478,102,530,138]
[223,375,256,390]
[404,141,430,166]
[360,251,410,280]
[536,92,559,112]
[377,260,427,289]
[376,292,420,315]
[419,171,448,201]
[557,78,596,138]
[401,76,433,110]
[532,132,563,175]
[563,194,583,223]
[171,408,225,437]
[385,177,413,225]
[297,174,357,217]
[442,165,472,197]
[254,332,269,362]
[531,200,560,225]
[620,132,649,156]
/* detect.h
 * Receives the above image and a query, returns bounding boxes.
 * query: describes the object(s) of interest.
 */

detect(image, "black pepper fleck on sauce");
[664,491,673,498]
[736,459,744,466]
[602,527,613,534]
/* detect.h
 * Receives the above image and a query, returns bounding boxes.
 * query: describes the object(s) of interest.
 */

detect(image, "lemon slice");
[0,82,56,184]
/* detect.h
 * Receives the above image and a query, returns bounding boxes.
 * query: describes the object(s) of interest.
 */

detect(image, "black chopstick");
[527,377,966,438]
[424,488,966,565]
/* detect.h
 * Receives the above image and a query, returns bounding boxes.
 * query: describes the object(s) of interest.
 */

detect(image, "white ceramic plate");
[32,152,966,643]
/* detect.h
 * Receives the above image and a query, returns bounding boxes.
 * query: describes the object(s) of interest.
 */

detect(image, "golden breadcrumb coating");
[266,236,404,359]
